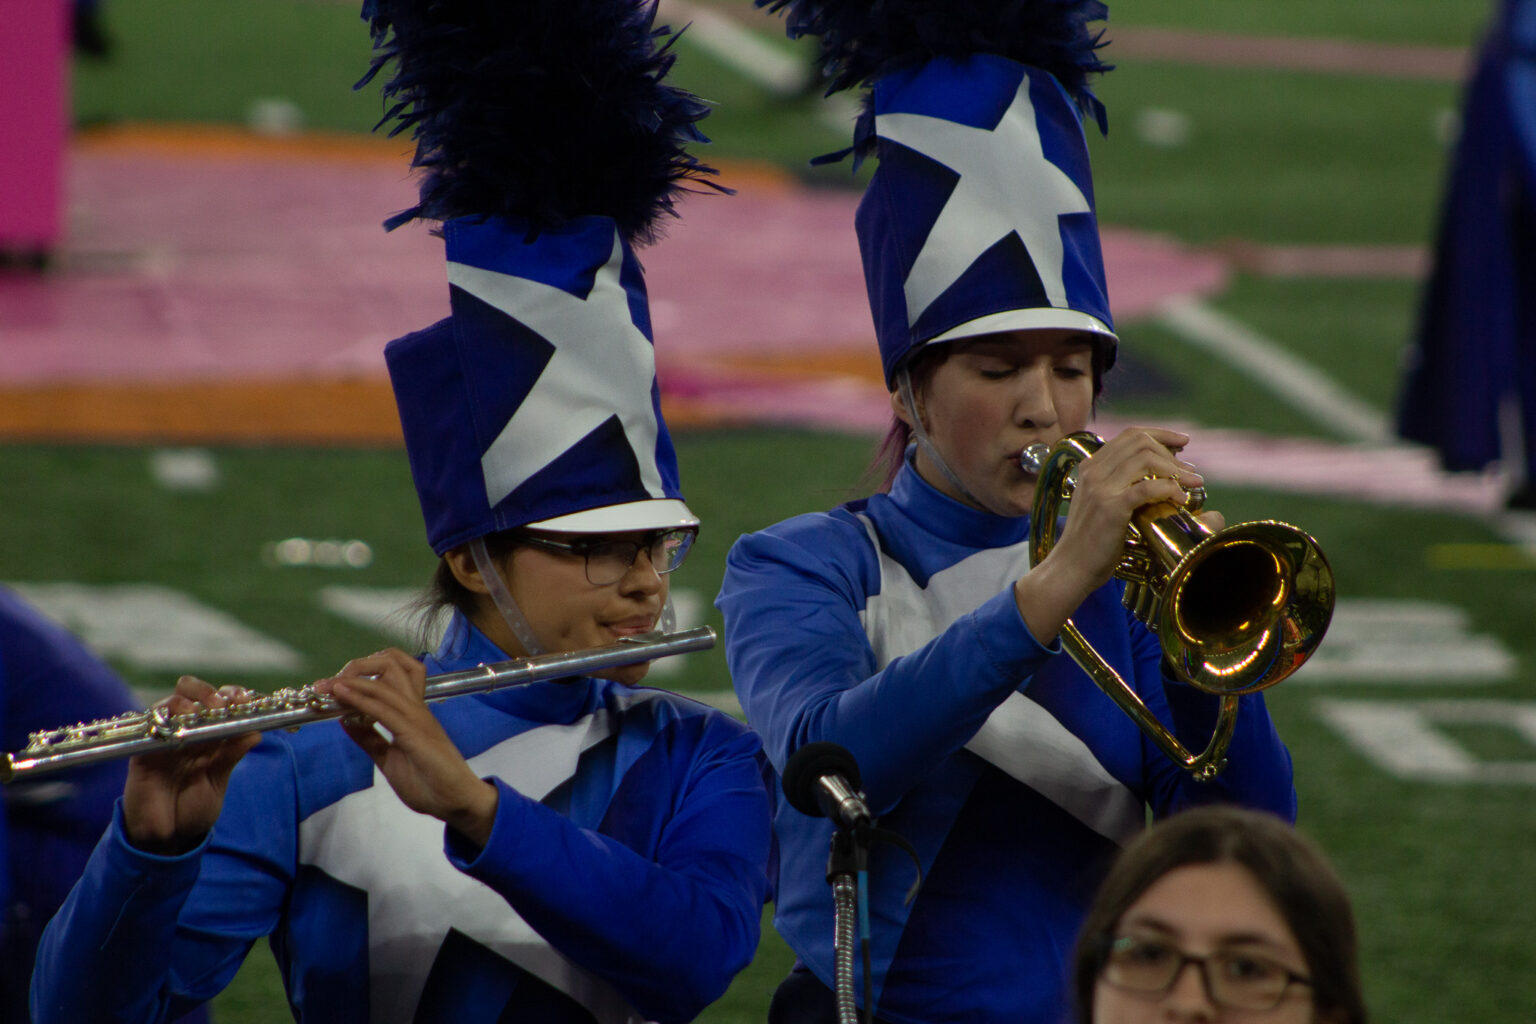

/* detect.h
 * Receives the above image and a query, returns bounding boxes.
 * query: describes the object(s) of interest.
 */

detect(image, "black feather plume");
[759,0,1112,137]
[357,0,726,240]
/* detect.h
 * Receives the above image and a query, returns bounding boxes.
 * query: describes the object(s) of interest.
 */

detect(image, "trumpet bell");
[1157,521,1334,696]
[1024,430,1335,779]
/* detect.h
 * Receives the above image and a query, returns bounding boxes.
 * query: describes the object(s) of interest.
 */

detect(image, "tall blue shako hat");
[360,0,722,652]
[759,0,1117,388]
[360,0,724,552]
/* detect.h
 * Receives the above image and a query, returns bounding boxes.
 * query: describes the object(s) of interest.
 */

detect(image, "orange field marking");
[0,379,404,446]
[0,377,800,445]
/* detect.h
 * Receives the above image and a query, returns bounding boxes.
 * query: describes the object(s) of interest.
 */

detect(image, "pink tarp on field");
[0,133,1226,407]
[0,131,1509,512]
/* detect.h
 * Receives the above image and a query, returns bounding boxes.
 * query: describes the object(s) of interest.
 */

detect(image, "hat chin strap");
[468,536,547,657]
[469,536,680,663]
[896,367,995,514]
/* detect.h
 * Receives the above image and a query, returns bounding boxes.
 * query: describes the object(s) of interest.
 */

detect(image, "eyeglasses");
[1100,934,1312,1012]
[518,528,697,586]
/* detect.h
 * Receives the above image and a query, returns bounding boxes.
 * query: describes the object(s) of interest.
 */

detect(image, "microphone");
[783,742,873,831]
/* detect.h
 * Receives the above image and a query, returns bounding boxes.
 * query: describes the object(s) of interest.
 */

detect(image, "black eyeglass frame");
[517,527,698,586]
[1097,933,1313,1012]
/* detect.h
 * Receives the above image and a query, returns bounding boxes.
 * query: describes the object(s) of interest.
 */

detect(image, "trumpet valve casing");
[1122,578,1162,627]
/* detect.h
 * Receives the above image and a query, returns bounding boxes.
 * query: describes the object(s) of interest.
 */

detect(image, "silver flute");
[2,626,715,782]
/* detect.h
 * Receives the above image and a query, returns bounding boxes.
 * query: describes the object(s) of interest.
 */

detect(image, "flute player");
[30,1,771,1021]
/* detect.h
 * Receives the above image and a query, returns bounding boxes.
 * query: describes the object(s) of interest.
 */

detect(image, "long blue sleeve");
[30,811,213,1024]
[720,510,1056,812]
[32,738,300,1024]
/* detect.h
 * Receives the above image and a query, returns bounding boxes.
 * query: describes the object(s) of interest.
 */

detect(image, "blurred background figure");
[1398,0,1536,509]
[73,0,114,58]
[1,586,137,1020]
[1072,805,1368,1024]
[1,586,210,1023]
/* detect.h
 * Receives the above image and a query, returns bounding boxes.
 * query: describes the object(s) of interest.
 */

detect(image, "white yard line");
[659,0,808,95]
[658,0,861,133]
[1151,297,1536,556]
[1154,296,1393,444]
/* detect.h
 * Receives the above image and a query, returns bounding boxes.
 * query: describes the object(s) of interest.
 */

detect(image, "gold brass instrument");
[1,626,715,782]
[1020,432,1334,781]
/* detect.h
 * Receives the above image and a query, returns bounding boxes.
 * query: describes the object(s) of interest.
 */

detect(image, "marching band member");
[717,3,1297,1021]
[1398,0,1536,509]
[31,1,770,1021]
[0,587,207,1024]
[1072,806,1368,1024]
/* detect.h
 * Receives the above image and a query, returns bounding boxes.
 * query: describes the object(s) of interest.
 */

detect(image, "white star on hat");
[877,77,1092,326]
[447,229,665,509]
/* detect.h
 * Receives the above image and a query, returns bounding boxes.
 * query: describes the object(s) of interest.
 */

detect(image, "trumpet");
[1020,432,1334,780]
[1,626,715,782]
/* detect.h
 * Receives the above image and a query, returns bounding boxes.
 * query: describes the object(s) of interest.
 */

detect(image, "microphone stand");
[783,745,922,1024]
[826,825,871,1024]
[824,821,923,1024]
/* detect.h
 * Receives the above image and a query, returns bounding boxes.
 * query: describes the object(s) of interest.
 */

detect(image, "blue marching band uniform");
[22,1,1306,1023]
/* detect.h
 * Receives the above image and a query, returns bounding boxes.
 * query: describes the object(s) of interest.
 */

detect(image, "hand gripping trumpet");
[1020,432,1334,780]
[1,626,715,782]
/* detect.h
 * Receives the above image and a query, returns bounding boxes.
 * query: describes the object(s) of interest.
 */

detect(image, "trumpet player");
[716,3,1297,1022]
[30,1,771,1022]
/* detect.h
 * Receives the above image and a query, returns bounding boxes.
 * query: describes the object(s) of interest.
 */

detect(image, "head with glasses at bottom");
[1073,806,1367,1024]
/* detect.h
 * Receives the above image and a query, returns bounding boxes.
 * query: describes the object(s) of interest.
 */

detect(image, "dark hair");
[869,333,1113,492]
[409,529,523,650]
[1072,806,1366,1024]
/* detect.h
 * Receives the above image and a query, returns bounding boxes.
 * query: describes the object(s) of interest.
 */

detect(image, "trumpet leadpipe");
[1,626,715,782]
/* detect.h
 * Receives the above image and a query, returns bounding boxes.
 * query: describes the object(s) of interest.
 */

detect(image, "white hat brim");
[525,498,699,534]
[923,306,1116,348]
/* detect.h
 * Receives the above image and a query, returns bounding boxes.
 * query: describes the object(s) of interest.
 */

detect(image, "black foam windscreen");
[782,741,862,819]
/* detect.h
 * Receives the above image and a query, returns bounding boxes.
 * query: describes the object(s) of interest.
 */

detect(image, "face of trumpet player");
[444,529,676,686]
[1089,862,1324,1024]
[894,329,1206,642]
[893,328,1098,517]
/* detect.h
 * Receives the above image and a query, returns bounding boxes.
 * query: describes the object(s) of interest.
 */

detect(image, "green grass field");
[17,0,1533,1020]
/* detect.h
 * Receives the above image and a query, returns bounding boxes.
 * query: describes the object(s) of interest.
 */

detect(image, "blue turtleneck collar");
[855,450,1036,589]
[884,447,1033,550]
